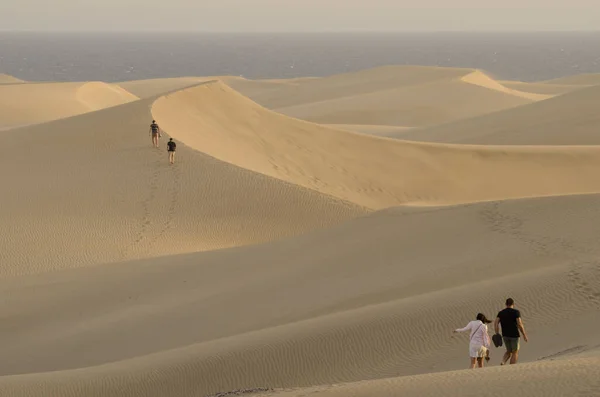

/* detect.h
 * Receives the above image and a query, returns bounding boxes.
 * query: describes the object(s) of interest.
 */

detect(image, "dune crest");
[0,73,25,84]
[153,80,600,209]
[460,70,551,101]
[0,81,138,129]
[3,64,600,396]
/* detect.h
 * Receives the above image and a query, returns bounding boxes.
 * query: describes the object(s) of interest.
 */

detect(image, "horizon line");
[1,29,600,34]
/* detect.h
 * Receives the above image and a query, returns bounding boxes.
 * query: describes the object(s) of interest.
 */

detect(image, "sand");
[398,83,600,145]
[232,67,546,127]
[1,65,600,396]
[0,81,138,129]
[0,73,25,84]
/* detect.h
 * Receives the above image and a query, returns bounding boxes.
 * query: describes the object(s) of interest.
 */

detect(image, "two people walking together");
[454,298,528,368]
[149,120,176,164]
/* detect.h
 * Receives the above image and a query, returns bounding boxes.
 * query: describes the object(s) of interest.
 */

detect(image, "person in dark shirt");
[167,138,176,164]
[149,120,161,148]
[494,298,529,365]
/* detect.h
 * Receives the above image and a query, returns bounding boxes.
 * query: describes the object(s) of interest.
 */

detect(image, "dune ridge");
[1,194,600,395]
[398,83,600,145]
[0,81,139,129]
[2,65,600,396]
[0,73,25,84]
[153,80,600,209]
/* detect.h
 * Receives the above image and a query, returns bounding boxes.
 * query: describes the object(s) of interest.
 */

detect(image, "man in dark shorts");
[494,298,529,365]
[167,138,176,164]
[149,120,161,148]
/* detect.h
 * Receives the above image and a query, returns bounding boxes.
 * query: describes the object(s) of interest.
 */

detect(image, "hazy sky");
[2,0,600,32]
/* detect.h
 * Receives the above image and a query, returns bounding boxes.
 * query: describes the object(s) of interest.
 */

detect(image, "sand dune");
[1,195,600,395]
[153,80,600,209]
[542,73,600,86]
[259,355,600,397]
[239,65,476,109]
[0,73,25,84]
[0,87,365,276]
[0,81,138,129]
[399,83,600,145]
[118,77,212,98]
[499,80,581,95]
[3,65,600,397]
[226,67,547,127]
[325,124,413,137]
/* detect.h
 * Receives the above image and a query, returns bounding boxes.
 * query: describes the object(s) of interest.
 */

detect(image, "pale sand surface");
[1,195,600,396]
[0,90,365,276]
[0,81,138,128]
[325,124,413,137]
[154,80,600,209]
[542,73,600,86]
[0,73,25,84]
[118,77,213,98]
[399,83,600,145]
[499,80,582,95]
[2,65,600,396]
[225,67,550,127]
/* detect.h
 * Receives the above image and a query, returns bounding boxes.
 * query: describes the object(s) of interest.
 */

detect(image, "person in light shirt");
[454,313,492,368]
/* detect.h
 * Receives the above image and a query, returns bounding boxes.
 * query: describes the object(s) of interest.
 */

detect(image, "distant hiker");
[167,138,176,164]
[494,298,528,365]
[454,313,492,369]
[149,120,161,148]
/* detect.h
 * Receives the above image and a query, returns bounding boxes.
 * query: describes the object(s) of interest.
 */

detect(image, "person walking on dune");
[454,313,492,369]
[167,138,176,164]
[149,120,161,148]
[494,298,528,365]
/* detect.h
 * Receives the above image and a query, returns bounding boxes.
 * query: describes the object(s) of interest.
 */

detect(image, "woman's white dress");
[455,320,491,358]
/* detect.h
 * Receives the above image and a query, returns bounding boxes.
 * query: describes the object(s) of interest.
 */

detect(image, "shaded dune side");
[153,81,600,209]
[0,81,138,129]
[499,80,582,95]
[274,71,538,127]
[542,73,600,86]
[0,90,366,276]
[1,195,600,395]
[235,65,476,109]
[399,83,600,145]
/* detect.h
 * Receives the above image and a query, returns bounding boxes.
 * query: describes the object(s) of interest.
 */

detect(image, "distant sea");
[1,32,600,83]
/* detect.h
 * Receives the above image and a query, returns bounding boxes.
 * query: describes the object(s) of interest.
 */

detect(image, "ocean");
[1,32,600,83]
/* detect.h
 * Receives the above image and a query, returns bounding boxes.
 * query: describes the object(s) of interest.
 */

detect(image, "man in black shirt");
[167,138,176,164]
[149,120,161,148]
[494,298,529,365]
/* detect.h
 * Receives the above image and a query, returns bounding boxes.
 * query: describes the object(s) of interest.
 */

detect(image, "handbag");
[492,333,503,348]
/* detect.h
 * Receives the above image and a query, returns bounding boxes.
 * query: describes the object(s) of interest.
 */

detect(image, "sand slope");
[153,80,600,209]
[0,87,365,276]
[542,73,600,86]
[0,73,25,84]
[499,80,581,95]
[118,77,212,98]
[1,194,600,395]
[227,67,548,127]
[0,81,139,129]
[399,83,600,145]
[3,66,600,397]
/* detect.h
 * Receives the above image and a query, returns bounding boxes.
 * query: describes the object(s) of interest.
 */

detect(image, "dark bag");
[492,333,503,348]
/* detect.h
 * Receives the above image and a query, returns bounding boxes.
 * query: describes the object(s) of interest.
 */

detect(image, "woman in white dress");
[454,313,492,368]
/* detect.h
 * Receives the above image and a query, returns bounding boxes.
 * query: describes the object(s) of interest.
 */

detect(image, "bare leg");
[510,350,519,364]
[469,357,476,369]
[169,152,175,164]
[477,357,484,368]
[152,135,158,147]
[501,351,511,365]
